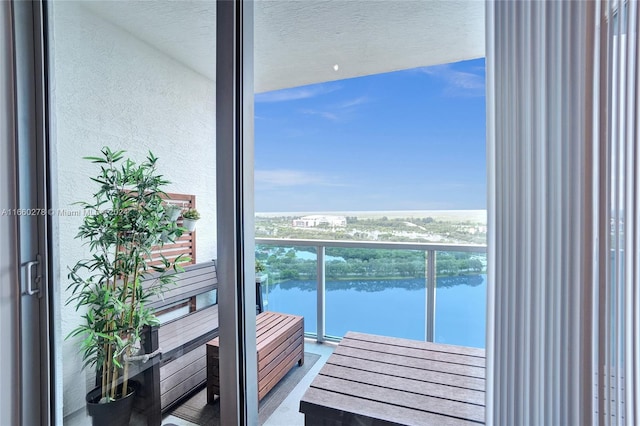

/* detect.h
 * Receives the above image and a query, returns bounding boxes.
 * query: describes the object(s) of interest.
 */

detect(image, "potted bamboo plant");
[66,148,187,426]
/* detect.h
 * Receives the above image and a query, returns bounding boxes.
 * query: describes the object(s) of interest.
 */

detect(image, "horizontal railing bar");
[256,237,486,253]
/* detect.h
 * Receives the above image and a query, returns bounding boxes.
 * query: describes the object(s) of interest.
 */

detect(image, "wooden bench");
[300,331,486,426]
[207,311,304,403]
[134,260,219,425]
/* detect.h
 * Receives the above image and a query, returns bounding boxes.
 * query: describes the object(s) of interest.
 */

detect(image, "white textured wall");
[48,3,216,417]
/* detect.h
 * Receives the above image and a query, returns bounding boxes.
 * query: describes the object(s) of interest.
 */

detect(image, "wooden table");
[207,311,304,403]
[300,331,486,426]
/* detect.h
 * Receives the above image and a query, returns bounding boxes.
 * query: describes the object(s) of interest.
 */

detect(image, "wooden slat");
[150,247,192,258]
[257,316,296,350]
[258,325,303,370]
[171,233,194,241]
[207,311,304,402]
[258,335,303,381]
[160,315,218,354]
[345,331,486,358]
[333,345,485,379]
[149,261,217,308]
[256,311,273,324]
[150,243,193,253]
[118,192,196,267]
[339,337,485,368]
[319,363,485,406]
[256,313,303,399]
[148,255,193,268]
[327,353,485,392]
[160,365,206,409]
[151,234,195,248]
[159,304,218,340]
[146,267,217,309]
[256,312,288,337]
[153,192,196,266]
[148,247,194,263]
[150,283,215,310]
[310,375,484,423]
[301,332,486,426]
[151,240,194,250]
[170,270,217,287]
[164,192,194,205]
[301,387,479,426]
[259,343,303,400]
[159,305,218,353]
[141,253,219,414]
[145,267,218,294]
[156,267,216,290]
[257,316,302,357]
[160,345,206,390]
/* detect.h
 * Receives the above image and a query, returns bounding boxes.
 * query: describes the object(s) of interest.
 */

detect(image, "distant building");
[292,215,347,228]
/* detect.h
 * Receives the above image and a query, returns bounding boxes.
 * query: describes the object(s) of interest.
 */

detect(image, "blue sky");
[255,58,486,213]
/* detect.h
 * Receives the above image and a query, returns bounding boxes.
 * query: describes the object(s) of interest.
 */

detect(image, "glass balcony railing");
[256,238,488,348]
[435,251,487,348]
[258,245,318,335]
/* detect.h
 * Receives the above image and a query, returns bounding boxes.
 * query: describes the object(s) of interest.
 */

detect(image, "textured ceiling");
[83,0,484,93]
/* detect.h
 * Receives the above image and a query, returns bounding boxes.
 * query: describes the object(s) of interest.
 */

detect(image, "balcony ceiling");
[83,0,484,93]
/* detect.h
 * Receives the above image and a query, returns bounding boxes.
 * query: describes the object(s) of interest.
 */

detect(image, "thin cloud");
[300,109,339,121]
[255,169,345,188]
[298,96,371,122]
[421,64,485,97]
[338,96,370,109]
[255,84,340,103]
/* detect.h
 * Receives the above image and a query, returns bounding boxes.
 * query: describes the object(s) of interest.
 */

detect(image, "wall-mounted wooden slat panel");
[152,193,196,266]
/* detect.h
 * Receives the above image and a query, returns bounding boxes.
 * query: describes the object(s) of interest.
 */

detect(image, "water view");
[262,274,487,349]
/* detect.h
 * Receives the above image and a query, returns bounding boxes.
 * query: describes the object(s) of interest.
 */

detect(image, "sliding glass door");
[43,1,256,424]
[4,1,256,425]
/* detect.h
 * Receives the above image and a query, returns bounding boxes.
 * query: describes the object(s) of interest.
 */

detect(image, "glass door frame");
[9,1,52,425]
[216,0,259,424]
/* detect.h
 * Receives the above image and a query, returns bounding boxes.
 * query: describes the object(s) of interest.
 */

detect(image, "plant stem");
[104,326,114,401]
[122,346,130,397]
[129,257,139,327]
[101,344,108,400]
[110,355,119,400]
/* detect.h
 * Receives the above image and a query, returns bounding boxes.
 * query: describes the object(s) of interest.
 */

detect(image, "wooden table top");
[300,331,486,426]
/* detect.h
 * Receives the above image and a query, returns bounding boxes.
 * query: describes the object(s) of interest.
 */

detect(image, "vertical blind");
[486,0,639,424]
[596,1,639,424]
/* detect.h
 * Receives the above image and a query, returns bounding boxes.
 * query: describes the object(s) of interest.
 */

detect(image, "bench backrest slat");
[159,304,219,354]
[143,260,218,310]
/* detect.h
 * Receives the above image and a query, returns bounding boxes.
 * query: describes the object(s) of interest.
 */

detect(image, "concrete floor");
[262,340,336,426]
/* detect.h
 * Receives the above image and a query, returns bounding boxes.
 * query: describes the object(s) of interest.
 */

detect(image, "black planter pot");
[86,381,137,426]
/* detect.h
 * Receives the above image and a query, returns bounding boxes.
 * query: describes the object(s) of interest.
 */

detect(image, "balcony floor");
[163,339,336,426]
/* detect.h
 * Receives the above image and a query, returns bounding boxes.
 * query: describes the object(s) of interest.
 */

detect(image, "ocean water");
[262,274,487,349]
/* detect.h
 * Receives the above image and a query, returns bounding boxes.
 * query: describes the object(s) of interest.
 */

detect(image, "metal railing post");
[317,245,326,343]
[426,249,436,342]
